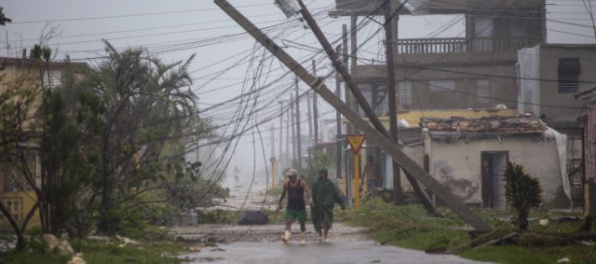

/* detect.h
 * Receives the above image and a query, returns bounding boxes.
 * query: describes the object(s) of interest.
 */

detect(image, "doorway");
[481,152,508,209]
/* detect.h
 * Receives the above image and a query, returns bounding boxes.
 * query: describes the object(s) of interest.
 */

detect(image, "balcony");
[396,37,541,54]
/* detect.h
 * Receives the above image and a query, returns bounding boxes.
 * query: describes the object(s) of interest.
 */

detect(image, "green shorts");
[285,209,307,223]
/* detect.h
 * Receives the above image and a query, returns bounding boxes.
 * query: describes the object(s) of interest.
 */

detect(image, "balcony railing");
[396,37,541,54]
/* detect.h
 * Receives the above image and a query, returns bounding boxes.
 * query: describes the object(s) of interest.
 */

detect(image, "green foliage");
[303,150,334,185]
[503,161,543,231]
[0,238,183,264]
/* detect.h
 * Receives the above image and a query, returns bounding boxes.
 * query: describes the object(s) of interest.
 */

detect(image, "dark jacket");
[311,177,345,209]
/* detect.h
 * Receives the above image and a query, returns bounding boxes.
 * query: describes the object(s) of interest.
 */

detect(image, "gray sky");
[2,0,595,182]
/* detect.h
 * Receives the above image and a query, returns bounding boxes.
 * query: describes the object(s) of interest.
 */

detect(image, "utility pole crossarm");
[214,0,494,233]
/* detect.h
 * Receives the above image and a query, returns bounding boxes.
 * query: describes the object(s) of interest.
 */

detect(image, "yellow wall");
[0,191,41,231]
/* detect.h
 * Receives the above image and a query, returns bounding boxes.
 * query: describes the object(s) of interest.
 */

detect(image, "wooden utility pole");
[335,45,343,181]
[385,0,404,205]
[311,60,319,145]
[214,0,493,233]
[278,101,283,170]
[306,90,313,144]
[271,124,275,188]
[290,94,296,166]
[295,77,303,173]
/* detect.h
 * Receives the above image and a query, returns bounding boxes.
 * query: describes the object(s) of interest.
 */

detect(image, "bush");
[503,161,542,231]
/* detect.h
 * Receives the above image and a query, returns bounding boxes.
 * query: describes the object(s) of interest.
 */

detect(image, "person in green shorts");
[278,168,312,244]
[311,168,345,243]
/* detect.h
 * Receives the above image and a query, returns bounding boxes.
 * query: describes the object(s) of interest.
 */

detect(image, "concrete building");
[517,44,596,133]
[418,116,570,208]
[0,54,86,231]
[517,44,596,207]
[333,0,546,115]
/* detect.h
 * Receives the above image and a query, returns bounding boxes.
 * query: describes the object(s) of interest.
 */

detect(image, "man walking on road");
[311,168,345,243]
[278,168,312,244]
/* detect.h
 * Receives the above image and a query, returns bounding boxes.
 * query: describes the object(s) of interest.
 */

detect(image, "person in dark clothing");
[481,160,494,208]
[278,168,312,244]
[361,155,381,197]
[311,168,345,243]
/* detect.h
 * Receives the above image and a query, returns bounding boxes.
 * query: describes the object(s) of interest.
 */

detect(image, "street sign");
[346,134,365,154]
[270,157,276,163]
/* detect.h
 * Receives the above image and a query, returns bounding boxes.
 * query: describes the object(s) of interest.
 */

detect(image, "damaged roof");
[420,116,547,139]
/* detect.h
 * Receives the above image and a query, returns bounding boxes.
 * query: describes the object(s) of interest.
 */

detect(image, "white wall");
[429,137,565,207]
[517,46,541,116]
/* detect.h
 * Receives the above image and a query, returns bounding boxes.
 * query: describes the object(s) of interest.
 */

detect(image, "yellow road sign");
[346,134,365,154]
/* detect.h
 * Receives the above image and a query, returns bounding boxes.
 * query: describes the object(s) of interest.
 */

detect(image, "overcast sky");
[2,0,595,182]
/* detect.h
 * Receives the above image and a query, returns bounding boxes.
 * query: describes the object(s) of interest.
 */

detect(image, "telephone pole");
[385,0,404,205]
[290,94,296,167]
[311,60,319,146]
[295,77,303,173]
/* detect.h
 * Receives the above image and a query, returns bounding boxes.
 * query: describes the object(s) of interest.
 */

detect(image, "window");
[429,80,455,91]
[477,79,490,104]
[42,70,62,89]
[510,18,528,38]
[398,81,412,107]
[558,58,580,94]
[474,17,494,52]
[375,85,388,116]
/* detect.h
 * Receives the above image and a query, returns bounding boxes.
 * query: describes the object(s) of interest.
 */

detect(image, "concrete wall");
[517,46,541,115]
[539,45,596,124]
[381,144,426,193]
[428,137,566,207]
[516,45,596,124]
[354,57,518,111]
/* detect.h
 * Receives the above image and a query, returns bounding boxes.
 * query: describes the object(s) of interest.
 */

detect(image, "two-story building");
[331,0,558,204]
[0,53,86,230]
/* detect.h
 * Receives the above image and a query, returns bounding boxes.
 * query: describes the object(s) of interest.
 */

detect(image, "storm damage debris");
[420,116,547,141]
[238,210,269,225]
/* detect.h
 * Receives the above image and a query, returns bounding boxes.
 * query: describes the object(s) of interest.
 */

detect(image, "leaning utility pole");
[214,0,493,232]
[294,0,435,213]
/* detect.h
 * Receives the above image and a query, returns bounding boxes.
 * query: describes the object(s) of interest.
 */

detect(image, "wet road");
[180,240,490,264]
[178,177,491,264]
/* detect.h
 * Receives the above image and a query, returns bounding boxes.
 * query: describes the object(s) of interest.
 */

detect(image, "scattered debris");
[238,210,269,225]
[424,246,450,254]
[67,253,86,264]
[42,234,75,256]
[115,235,142,246]
[557,257,570,263]
[477,232,519,248]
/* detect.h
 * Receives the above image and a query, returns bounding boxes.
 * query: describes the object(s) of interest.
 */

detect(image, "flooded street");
[171,177,491,264]
[179,240,490,264]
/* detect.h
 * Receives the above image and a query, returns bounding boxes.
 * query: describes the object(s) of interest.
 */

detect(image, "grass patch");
[0,239,184,264]
[341,197,596,264]
[461,245,596,264]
